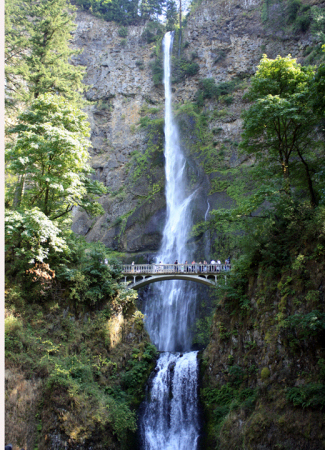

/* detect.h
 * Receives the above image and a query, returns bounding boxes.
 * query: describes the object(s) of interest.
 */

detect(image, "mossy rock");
[261,367,270,379]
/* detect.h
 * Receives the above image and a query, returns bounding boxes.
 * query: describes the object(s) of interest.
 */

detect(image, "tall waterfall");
[142,31,198,353]
[139,32,200,450]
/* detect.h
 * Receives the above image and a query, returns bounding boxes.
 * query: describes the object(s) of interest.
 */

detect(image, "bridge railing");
[122,263,231,274]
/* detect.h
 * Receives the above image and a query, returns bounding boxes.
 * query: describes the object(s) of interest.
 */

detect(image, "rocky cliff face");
[71,13,166,258]
[71,0,318,260]
[200,254,325,449]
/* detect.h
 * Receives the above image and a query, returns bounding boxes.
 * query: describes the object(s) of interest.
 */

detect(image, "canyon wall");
[71,0,318,260]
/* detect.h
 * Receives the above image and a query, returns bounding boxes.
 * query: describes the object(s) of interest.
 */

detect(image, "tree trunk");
[44,185,49,216]
[13,174,25,207]
[282,158,291,195]
[296,147,317,207]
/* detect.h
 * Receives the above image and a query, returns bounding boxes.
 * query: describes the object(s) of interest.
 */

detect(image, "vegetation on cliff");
[74,0,179,27]
[5,0,86,109]
[198,52,325,449]
[5,1,157,448]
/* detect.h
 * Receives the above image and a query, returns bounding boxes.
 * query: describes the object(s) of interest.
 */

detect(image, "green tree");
[6,0,86,103]
[240,55,323,206]
[6,94,107,220]
[5,207,67,266]
[5,0,29,108]
[140,0,166,19]
[63,243,122,306]
[311,6,325,44]
[166,0,178,31]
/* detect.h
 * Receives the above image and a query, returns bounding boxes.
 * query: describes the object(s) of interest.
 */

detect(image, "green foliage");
[118,26,128,38]
[196,77,241,106]
[5,0,86,105]
[62,244,122,306]
[192,315,212,345]
[136,60,145,70]
[6,94,106,220]
[227,365,246,387]
[201,383,258,441]
[5,0,29,107]
[284,0,311,33]
[121,344,158,401]
[172,57,200,83]
[286,384,325,409]
[282,310,325,340]
[75,0,169,24]
[166,0,178,31]
[287,0,302,24]
[150,57,164,85]
[311,6,325,44]
[5,208,66,267]
[142,20,164,43]
[261,367,270,379]
[5,279,155,445]
[131,117,164,181]
[240,55,324,208]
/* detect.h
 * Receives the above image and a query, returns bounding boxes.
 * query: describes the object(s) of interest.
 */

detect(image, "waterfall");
[139,32,200,450]
[142,31,198,353]
[140,352,199,450]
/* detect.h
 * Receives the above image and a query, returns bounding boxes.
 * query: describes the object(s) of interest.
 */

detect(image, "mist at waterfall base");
[138,32,201,450]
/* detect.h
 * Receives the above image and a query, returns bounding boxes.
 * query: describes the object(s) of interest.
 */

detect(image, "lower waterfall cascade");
[140,352,200,450]
[139,31,201,450]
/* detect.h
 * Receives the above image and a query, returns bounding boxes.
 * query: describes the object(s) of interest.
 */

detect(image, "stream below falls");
[138,32,201,450]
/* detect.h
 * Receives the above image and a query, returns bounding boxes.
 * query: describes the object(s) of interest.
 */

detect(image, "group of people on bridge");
[129,258,231,274]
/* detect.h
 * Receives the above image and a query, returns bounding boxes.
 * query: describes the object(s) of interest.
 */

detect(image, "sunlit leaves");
[5,207,67,264]
[6,93,107,220]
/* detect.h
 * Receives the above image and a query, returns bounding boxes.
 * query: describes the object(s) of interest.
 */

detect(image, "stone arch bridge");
[121,263,231,290]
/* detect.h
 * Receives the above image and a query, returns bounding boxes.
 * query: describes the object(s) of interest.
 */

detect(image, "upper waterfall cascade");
[139,32,200,450]
[142,31,199,353]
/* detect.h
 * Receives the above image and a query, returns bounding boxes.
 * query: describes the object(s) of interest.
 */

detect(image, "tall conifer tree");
[5,0,86,104]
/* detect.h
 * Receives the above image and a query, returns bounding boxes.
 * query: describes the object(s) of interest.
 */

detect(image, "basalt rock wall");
[71,0,319,260]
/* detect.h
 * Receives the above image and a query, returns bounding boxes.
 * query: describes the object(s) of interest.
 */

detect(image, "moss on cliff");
[5,284,157,450]
[200,207,325,449]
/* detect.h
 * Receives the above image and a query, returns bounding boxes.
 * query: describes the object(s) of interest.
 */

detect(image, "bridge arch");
[120,263,230,290]
[123,274,222,290]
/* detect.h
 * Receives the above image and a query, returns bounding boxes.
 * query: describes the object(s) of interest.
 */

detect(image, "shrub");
[224,95,234,105]
[287,0,302,23]
[261,367,270,379]
[136,60,145,70]
[184,62,200,76]
[5,315,22,335]
[196,77,241,106]
[150,58,163,85]
[142,21,164,43]
[118,26,128,38]
[282,310,325,340]
[286,384,325,409]
[295,14,311,32]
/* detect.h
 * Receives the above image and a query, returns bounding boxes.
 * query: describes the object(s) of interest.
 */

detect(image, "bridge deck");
[122,263,231,276]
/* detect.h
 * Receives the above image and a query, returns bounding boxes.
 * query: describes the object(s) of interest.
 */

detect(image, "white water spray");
[143,32,198,352]
[140,352,199,450]
[140,32,200,450]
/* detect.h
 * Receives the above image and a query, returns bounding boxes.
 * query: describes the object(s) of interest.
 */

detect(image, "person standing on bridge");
[131,261,135,273]
[185,261,188,272]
